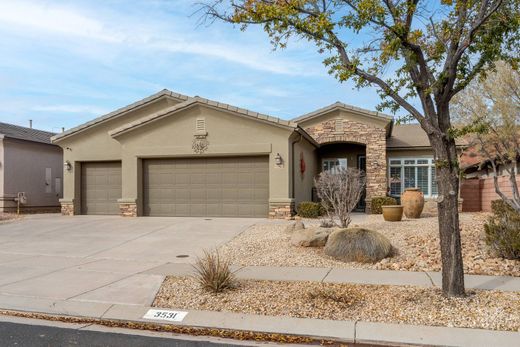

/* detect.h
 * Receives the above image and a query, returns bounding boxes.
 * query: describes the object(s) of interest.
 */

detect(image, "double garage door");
[80,156,269,217]
[143,156,269,217]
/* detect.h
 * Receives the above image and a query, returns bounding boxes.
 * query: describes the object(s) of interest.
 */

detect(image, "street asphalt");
[0,320,256,347]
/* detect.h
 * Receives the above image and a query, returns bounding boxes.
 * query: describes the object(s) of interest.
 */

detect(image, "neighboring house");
[0,122,63,213]
[460,147,520,212]
[51,89,438,218]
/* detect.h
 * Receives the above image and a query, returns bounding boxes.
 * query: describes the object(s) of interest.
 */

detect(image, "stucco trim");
[130,143,273,157]
[109,97,297,137]
[292,102,393,124]
[51,89,189,143]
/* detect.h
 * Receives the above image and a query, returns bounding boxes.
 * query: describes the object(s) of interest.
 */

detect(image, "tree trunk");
[430,133,466,297]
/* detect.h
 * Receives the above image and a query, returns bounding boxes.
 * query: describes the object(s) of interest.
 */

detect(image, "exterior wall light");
[275,153,283,167]
[64,161,72,172]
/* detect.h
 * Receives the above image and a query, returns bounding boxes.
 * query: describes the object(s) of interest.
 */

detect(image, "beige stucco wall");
[1,138,63,210]
[113,104,293,216]
[56,96,180,205]
[291,133,318,207]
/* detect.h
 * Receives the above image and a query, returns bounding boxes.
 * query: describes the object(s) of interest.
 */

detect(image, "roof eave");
[51,89,189,143]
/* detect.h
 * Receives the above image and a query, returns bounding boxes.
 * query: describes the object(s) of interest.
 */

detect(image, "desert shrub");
[484,200,520,260]
[297,201,325,218]
[324,228,393,263]
[370,196,398,214]
[192,249,237,294]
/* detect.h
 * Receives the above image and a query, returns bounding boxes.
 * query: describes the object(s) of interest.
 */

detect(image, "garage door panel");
[144,156,269,217]
[81,162,121,215]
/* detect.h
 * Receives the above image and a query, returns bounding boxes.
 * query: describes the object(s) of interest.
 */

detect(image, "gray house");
[0,122,63,213]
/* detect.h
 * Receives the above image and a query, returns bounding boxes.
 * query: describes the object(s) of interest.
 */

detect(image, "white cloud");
[0,0,320,76]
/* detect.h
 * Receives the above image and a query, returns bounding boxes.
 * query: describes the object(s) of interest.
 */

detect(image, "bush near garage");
[484,200,520,260]
[297,201,325,218]
[370,196,398,214]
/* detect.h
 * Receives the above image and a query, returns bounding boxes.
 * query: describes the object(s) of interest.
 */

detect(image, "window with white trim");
[322,158,347,174]
[388,158,437,197]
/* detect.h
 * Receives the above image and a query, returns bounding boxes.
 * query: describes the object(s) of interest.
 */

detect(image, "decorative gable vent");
[196,118,206,133]
[335,119,343,132]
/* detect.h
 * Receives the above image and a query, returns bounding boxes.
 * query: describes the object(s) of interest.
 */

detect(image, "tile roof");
[51,89,189,142]
[387,124,430,148]
[0,122,56,145]
[109,96,297,137]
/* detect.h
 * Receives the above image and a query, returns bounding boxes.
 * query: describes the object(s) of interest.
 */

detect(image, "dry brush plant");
[314,168,366,228]
[192,249,237,294]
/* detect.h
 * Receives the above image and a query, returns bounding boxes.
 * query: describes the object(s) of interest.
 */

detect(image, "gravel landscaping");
[219,213,519,277]
[154,277,520,332]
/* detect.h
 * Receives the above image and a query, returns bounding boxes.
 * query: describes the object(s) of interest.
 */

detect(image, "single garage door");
[81,162,122,215]
[143,156,269,217]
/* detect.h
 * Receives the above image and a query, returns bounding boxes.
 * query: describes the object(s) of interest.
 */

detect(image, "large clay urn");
[401,188,424,218]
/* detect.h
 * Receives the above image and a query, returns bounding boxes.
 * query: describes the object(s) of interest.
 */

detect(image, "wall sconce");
[64,161,72,172]
[275,153,283,167]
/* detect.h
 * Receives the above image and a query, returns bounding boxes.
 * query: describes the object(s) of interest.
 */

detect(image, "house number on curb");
[143,309,188,322]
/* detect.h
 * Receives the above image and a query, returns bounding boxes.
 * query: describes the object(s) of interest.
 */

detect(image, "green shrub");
[484,200,520,260]
[297,201,325,218]
[370,196,398,214]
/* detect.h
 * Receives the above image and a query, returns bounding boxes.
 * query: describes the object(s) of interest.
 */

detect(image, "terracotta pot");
[382,205,404,222]
[401,188,425,218]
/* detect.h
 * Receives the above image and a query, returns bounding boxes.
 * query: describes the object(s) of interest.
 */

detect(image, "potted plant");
[382,205,404,222]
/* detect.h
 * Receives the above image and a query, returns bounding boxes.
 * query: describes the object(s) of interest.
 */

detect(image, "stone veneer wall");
[269,200,295,219]
[305,118,387,213]
[60,201,74,216]
[119,203,138,217]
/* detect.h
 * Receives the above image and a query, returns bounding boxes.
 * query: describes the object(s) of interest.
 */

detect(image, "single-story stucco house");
[51,89,439,218]
[0,122,63,213]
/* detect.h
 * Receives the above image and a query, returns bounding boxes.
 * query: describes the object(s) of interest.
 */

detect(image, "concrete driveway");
[0,214,260,307]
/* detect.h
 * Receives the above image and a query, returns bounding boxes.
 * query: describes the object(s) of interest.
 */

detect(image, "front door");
[356,155,366,212]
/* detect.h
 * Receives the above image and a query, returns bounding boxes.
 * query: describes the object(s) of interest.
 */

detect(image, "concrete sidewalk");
[0,293,517,347]
[144,263,520,292]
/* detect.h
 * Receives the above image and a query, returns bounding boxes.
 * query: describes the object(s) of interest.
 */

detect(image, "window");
[322,158,347,173]
[388,157,438,197]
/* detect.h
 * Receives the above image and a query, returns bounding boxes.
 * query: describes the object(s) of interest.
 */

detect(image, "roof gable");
[293,102,393,124]
[51,89,189,143]
[109,96,297,138]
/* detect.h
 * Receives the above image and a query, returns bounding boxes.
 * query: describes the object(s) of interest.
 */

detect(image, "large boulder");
[290,227,335,247]
[324,228,393,263]
[284,220,305,234]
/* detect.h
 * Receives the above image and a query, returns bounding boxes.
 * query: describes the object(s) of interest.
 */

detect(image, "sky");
[0,0,403,133]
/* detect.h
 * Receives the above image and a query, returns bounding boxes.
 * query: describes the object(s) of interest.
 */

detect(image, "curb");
[0,295,517,347]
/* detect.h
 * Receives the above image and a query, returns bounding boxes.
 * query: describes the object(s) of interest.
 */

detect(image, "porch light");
[275,153,283,166]
[64,161,72,172]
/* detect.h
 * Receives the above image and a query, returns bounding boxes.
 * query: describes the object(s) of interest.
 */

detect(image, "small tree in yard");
[200,0,520,297]
[452,62,520,212]
[314,168,366,228]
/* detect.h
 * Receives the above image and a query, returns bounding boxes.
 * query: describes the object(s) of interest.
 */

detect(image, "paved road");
[0,321,258,347]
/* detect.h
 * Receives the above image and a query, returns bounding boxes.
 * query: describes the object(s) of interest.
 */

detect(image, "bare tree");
[453,62,520,212]
[315,168,366,228]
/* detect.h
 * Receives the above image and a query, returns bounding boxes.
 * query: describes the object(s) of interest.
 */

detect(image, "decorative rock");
[284,220,305,234]
[290,227,335,247]
[324,228,393,263]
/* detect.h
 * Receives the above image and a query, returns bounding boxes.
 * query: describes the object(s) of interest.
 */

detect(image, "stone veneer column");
[59,199,75,216]
[118,199,137,217]
[365,133,387,213]
[268,198,295,219]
